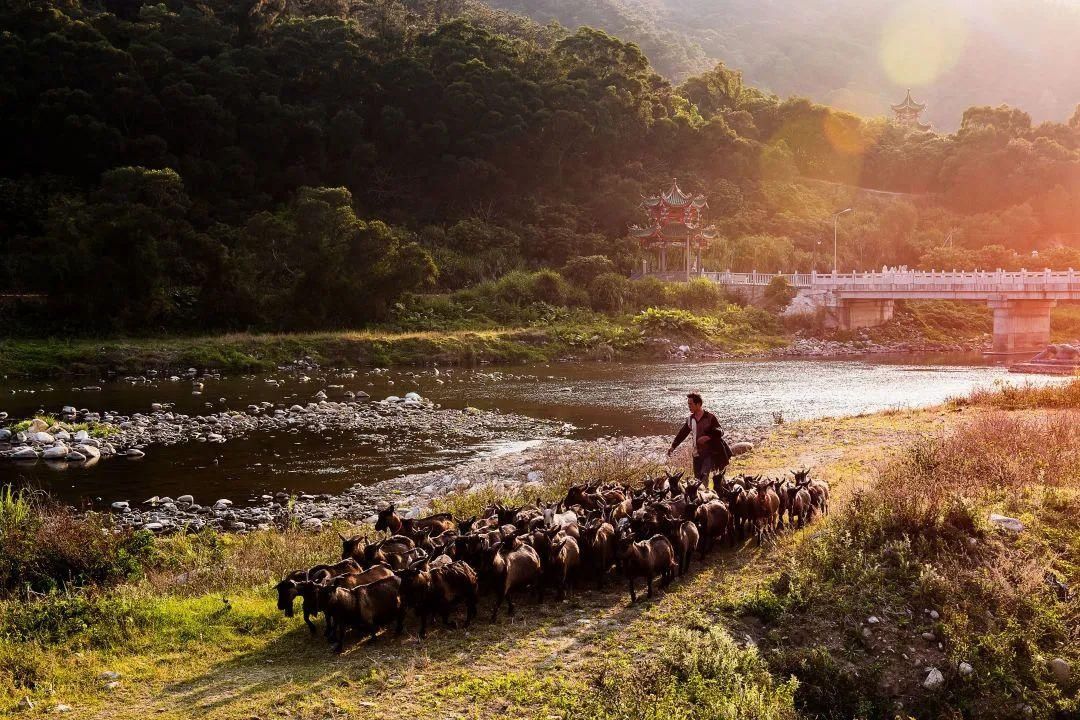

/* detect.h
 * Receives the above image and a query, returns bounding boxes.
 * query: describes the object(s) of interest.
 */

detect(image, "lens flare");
[880,0,968,86]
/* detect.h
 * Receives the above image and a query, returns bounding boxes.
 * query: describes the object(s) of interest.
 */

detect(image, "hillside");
[485,0,1080,130]
[2,0,1079,337]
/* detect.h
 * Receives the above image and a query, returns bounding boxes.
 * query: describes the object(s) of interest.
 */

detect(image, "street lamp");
[832,208,852,274]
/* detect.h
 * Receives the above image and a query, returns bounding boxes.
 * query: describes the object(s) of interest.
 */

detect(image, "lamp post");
[832,208,852,274]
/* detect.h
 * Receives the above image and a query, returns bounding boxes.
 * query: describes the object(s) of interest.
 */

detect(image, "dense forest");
[486,0,1080,130]
[1,0,1079,332]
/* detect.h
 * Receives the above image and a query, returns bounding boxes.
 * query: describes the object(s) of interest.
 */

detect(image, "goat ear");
[338,532,347,542]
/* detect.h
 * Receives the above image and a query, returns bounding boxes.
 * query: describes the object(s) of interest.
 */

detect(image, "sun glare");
[879,0,968,86]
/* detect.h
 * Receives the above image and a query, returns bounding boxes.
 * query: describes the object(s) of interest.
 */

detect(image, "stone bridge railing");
[640,269,1080,292]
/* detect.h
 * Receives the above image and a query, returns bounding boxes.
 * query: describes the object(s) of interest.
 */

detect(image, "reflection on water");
[0,354,1068,505]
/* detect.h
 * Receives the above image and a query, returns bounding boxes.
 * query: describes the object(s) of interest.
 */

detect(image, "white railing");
[639,268,1080,292]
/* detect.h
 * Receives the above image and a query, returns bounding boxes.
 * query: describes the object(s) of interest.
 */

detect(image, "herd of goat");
[275,469,830,652]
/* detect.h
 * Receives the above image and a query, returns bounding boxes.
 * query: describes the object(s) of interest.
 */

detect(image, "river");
[0,354,1068,508]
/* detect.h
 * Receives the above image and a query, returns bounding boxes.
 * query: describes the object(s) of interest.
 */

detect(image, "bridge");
[642,269,1080,353]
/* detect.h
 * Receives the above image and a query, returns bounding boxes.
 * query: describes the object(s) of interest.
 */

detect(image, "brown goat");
[340,533,415,563]
[693,499,731,555]
[789,482,814,528]
[579,519,617,588]
[618,532,677,603]
[324,574,403,652]
[490,536,542,621]
[303,564,394,637]
[274,569,309,619]
[662,518,699,575]
[398,560,479,638]
[544,532,580,601]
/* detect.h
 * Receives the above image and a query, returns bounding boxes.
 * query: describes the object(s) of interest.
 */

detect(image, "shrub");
[0,489,158,595]
[589,272,630,313]
[632,308,714,337]
[530,269,571,306]
[763,276,795,310]
[666,278,724,311]
[561,255,616,286]
[629,276,666,310]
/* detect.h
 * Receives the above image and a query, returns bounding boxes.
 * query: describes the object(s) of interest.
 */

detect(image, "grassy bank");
[3,381,1078,718]
[0,307,787,378]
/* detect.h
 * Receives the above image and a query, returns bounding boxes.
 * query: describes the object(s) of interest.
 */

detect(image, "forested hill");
[485,0,1080,130]
[2,0,1080,334]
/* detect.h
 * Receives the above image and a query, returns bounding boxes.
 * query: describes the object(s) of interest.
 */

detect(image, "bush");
[666,278,724,311]
[561,255,616,286]
[589,272,630,313]
[633,308,714,337]
[530,269,572,306]
[0,489,158,595]
[629,276,666,310]
[763,276,795,310]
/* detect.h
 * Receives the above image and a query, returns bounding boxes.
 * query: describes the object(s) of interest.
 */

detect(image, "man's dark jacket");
[670,410,731,468]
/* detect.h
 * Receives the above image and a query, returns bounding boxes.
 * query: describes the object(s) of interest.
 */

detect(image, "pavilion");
[630,179,718,279]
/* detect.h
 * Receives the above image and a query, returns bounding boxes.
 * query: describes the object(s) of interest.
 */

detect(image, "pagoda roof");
[641,179,708,210]
[891,89,926,112]
[629,223,719,243]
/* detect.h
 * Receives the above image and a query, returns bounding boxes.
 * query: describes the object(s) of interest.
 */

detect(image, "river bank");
[0,314,988,379]
[1,382,1077,719]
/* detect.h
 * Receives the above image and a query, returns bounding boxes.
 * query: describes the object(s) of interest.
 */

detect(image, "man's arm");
[669,422,690,454]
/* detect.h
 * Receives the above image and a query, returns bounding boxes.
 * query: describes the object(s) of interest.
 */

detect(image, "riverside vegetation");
[0,271,1008,377]
[1,381,1077,719]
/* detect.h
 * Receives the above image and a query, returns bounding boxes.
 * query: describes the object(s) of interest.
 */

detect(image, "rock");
[31,431,55,444]
[928,609,940,620]
[300,517,323,532]
[0,428,10,441]
[354,391,370,399]
[9,446,38,459]
[150,403,163,412]
[867,616,880,624]
[28,418,48,433]
[404,391,422,402]
[729,441,754,456]
[111,501,130,511]
[143,522,164,532]
[42,443,70,459]
[213,499,233,510]
[314,390,327,399]
[923,667,945,690]
[73,429,89,442]
[958,662,974,676]
[54,429,71,441]
[64,451,87,462]
[99,671,121,681]
[453,478,471,491]
[1049,658,1070,686]
[53,704,72,713]
[861,627,873,638]
[104,681,121,691]
[75,444,101,460]
[384,395,401,403]
[921,632,936,641]
[988,513,1024,532]
[177,495,194,505]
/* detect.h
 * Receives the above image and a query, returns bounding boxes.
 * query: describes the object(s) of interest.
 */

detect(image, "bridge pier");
[987,299,1056,354]
[826,298,895,331]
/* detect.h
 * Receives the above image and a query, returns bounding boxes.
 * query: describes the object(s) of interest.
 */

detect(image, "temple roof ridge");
[891,89,926,112]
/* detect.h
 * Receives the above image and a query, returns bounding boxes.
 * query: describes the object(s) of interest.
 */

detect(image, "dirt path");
[59,408,959,720]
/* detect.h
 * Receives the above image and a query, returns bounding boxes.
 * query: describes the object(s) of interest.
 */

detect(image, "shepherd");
[667,392,731,485]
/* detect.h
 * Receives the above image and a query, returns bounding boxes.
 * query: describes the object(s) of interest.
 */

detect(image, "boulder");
[958,662,974,676]
[42,443,70,459]
[177,495,195,505]
[0,428,10,442]
[111,501,130,511]
[9,446,38,459]
[300,517,323,532]
[28,418,48,433]
[729,441,754,456]
[213,499,233,510]
[73,430,89,442]
[54,430,71,441]
[75,444,101,460]
[923,667,945,690]
[1049,658,1070,686]
[124,448,145,458]
[988,513,1024,532]
[65,451,87,462]
[404,391,422,402]
[31,431,55,444]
